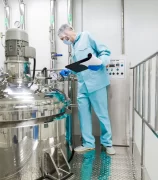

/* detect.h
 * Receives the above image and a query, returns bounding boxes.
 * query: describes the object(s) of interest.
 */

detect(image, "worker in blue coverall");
[58,24,115,155]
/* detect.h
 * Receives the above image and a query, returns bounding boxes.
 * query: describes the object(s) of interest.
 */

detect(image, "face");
[60,35,70,42]
[60,29,76,44]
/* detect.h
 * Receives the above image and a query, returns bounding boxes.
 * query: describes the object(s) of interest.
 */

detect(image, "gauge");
[50,71,58,80]
[14,21,21,28]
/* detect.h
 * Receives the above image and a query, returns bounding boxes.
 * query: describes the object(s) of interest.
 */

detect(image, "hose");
[41,67,48,84]
[41,67,47,74]
[28,58,36,88]
[68,144,75,163]
[32,58,36,81]
[50,88,68,101]
[47,88,75,162]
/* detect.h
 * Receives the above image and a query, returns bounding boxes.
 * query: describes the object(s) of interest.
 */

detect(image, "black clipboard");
[65,53,92,73]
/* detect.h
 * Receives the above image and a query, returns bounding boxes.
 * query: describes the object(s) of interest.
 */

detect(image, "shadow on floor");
[69,136,140,180]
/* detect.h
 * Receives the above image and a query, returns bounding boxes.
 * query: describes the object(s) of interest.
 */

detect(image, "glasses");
[60,36,69,41]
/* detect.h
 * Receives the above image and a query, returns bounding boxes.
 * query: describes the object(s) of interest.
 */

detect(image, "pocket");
[77,43,89,51]
[76,46,94,61]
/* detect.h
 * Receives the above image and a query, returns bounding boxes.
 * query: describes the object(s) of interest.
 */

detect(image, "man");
[58,24,115,155]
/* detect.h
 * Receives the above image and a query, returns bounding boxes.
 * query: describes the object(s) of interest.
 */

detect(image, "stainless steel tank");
[0,28,73,180]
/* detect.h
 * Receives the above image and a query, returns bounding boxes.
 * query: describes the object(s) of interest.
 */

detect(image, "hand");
[88,64,103,71]
[60,69,71,76]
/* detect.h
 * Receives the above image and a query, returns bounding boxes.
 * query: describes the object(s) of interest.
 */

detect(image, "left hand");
[59,69,71,76]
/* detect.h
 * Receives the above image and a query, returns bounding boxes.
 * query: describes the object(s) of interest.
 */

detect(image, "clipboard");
[65,53,92,73]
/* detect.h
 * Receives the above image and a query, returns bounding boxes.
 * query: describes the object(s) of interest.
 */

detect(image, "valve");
[51,52,63,59]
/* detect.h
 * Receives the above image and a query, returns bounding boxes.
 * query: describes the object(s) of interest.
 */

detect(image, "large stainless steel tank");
[0,28,73,180]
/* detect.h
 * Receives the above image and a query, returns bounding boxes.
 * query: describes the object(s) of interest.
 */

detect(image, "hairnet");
[58,24,74,37]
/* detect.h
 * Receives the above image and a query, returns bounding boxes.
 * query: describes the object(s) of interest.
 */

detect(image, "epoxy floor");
[70,147,140,180]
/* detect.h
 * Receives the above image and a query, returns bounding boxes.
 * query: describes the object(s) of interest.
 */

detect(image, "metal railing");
[131,52,158,180]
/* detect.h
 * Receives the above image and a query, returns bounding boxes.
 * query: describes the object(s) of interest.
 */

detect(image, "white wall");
[1,0,158,70]
[0,0,69,70]
[26,0,50,69]
[73,0,122,57]
[0,0,50,69]
[56,0,69,68]
[125,1,158,179]
[125,0,158,67]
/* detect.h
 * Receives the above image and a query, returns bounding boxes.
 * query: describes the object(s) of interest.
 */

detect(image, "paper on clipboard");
[65,53,102,73]
[80,54,102,67]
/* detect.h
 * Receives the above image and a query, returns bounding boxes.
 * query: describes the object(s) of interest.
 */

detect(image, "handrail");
[130,51,158,69]
[131,51,158,179]
[131,52,158,135]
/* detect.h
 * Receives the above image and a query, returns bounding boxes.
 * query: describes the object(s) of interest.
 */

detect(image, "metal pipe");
[121,0,125,54]
[70,77,76,105]
[132,68,135,155]
[143,63,146,117]
[67,0,76,159]
[4,6,10,30]
[60,148,71,170]
[141,63,146,180]
[67,0,73,99]
[135,67,138,111]
[32,68,63,72]
[141,118,146,180]
[50,0,56,65]
[67,0,73,102]
[18,0,26,30]
[81,0,83,31]
[138,66,141,113]
[67,0,73,65]
[148,60,151,124]
[2,0,11,30]
[155,55,158,132]
[68,0,73,26]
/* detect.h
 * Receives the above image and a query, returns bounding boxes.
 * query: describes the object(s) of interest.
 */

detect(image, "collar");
[73,32,81,45]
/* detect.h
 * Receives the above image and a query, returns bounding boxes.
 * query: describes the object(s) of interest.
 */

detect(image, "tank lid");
[5,28,28,42]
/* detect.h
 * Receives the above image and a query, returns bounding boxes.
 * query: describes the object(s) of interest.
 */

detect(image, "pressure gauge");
[50,71,58,80]
[14,21,21,28]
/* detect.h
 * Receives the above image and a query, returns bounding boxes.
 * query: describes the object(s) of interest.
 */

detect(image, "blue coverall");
[72,32,112,148]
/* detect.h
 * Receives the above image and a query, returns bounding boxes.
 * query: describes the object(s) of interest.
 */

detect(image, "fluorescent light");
[33,140,39,151]
[14,96,34,99]
[14,105,28,109]
[10,92,32,95]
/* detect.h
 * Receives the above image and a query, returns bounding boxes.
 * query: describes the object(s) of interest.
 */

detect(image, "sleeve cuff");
[99,55,110,66]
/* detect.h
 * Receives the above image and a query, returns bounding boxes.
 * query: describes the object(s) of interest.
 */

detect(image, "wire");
[28,58,36,88]
[0,34,5,48]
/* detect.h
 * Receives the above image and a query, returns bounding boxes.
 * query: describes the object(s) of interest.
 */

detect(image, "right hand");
[88,64,103,71]
[59,69,71,77]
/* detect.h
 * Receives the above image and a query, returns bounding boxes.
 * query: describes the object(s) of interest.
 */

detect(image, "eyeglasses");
[60,36,69,41]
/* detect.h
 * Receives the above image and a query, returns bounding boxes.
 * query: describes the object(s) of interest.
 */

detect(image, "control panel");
[106,58,125,79]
